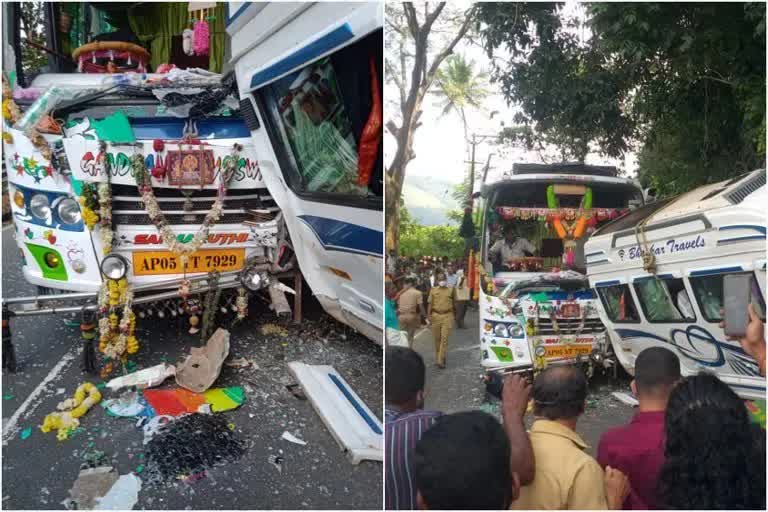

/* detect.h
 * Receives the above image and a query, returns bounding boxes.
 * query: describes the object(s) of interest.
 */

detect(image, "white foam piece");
[611,391,640,407]
[288,362,382,464]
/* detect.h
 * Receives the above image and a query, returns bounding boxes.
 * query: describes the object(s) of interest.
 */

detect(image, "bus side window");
[257,30,382,201]
[690,272,767,323]
[632,278,695,323]
[597,284,640,322]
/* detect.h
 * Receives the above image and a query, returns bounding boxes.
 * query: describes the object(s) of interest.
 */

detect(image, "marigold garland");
[132,143,241,264]
[95,145,137,366]
[78,183,100,230]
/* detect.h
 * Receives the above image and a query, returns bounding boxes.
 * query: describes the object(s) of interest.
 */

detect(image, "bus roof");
[592,169,766,236]
[512,162,618,177]
[481,171,640,198]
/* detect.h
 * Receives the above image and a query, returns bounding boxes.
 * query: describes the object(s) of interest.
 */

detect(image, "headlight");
[57,198,81,224]
[509,324,523,337]
[240,267,269,291]
[44,252,61,268]
[13,190,25,209]
[493,324,508,338]
[100,254,128,280]
[30,194,51,219]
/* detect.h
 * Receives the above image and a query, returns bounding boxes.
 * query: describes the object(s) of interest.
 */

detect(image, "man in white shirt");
[445,262,458,288]
[489,225,537,269]
[454,266,471,328]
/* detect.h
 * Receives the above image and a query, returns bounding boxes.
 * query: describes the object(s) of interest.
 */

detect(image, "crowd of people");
[385,303,766,510]
[385,254,471,368]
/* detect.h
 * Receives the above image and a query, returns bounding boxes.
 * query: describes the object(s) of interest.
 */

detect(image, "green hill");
[402,175,460,226]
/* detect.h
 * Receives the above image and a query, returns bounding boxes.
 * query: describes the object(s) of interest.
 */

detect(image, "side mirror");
[643,187,657,203]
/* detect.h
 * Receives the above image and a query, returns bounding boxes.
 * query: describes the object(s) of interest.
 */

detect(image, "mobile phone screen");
[723,274,751,338]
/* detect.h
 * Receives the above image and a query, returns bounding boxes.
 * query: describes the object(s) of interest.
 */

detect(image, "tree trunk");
[385,172,401,253]
[385,3,475,254]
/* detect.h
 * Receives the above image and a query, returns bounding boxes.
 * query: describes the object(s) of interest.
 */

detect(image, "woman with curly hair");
[659,373,766,509]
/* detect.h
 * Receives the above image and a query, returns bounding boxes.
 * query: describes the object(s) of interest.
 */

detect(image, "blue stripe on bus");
[633,274,675,282]
[297,215,383,257]
[594,280,620,288]
[689,266,744,277]
[250,23,355,90]
[717,235,767,246]
[328,373,382,435]
[719,225,766,235]
[226,2,251,27]
[130,118,251,139]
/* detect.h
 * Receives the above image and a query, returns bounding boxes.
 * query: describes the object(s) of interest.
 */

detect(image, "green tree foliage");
[432,54,490,143]
[18,2,49,80]
[399,205,465,259]
[476,2,766,197]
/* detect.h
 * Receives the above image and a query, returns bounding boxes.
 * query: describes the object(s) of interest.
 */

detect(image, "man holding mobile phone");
[722,303,766,377]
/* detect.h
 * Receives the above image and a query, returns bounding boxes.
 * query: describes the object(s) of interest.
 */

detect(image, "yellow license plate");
[132,249,245,276]
[544,345,593,359]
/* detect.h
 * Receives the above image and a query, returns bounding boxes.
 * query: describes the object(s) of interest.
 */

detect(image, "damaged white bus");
[586,169,766,400]
[1,1,383,372]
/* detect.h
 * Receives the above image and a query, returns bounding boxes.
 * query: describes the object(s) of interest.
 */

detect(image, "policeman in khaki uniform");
[427,270,455,369]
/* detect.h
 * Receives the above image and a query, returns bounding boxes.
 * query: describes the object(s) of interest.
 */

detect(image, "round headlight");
[240,268,269,291]
[509,324,523,337]
[44,252,61,268]
[13,190,25,209]
[30,194,51,219]
[57,198,81,224]
[493,324,509,338]
[71,259,86,274]
[100,254,128,280]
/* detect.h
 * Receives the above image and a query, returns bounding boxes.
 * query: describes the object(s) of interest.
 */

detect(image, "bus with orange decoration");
[473,163,644,385]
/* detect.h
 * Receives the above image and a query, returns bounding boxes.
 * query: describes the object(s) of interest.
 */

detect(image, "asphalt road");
[411,306,636,457]
[1,225,383,510]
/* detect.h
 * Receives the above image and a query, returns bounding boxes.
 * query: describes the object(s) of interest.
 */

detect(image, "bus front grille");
[535,317,605,335]
[110,184,278,225]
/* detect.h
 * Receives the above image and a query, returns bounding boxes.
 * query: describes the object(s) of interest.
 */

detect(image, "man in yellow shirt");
[512,366,628,510]
[397,276,425,348]
[427,270,454,369]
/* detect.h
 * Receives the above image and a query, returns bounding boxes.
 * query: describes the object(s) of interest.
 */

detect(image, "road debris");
[95,473,142,510]
[225,357,256,369]
[140,415,175,445]
[611,391,639,407]
[261,323,289,338]
[41,382,102,441]
[103,391,150,417]
[288,362,383,464]
[143,414,246,485]
[106,363,176,391]
[285,383,307,400]
[268,455,284,473]
[65,466,119,510]
[142,386,245,416]
[176,328,230,392]
[281,431,307,446]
